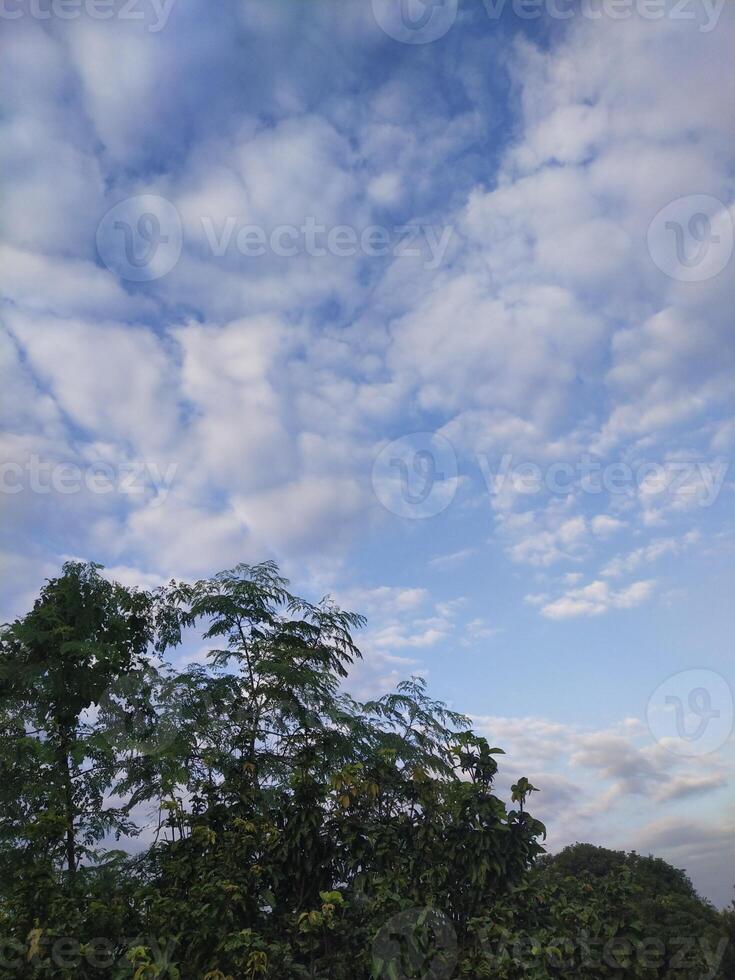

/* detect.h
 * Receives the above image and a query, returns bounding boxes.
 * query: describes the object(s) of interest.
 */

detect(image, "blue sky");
[1,0,734,905]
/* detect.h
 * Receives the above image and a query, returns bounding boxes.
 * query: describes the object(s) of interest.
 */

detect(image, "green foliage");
[462,846,732,978]
[0,562,172,936]
[0,562,730,978]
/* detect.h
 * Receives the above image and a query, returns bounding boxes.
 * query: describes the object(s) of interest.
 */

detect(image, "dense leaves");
[0,563,730,978]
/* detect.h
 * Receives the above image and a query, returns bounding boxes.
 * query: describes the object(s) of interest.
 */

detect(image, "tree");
[0,562,172,931]
[1,562,730,980]
[467,844,732,978]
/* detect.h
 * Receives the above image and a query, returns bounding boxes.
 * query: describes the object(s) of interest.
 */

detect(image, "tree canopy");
[0,562,731,978]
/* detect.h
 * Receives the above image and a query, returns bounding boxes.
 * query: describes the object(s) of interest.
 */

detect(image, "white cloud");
[429,547,476,569]
[633,813,735,909]
[537,578,656,619]
[602,531,700,578]
[590,514,625,537]
[461,617,501,647]
[2,0,734,909]
[6,310,180,456]
[473,709,733,903]
[497,506,625,569]
[655,772,727,803]
[496,504,584,567]
[0,245,153,321]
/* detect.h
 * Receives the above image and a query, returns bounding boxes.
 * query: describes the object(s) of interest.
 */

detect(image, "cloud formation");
[1,0,733,905]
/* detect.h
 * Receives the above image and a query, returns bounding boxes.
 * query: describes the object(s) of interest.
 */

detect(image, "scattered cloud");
[2,0,733,908]
[429,547,477,569]
[602,531,700,578]
[531,579,657,620]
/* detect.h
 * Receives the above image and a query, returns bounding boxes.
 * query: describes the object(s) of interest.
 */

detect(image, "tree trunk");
[58,724,76,882]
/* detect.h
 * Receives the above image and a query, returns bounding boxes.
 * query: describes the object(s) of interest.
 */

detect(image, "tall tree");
[166,561,366,795]
[0,562,168,916]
